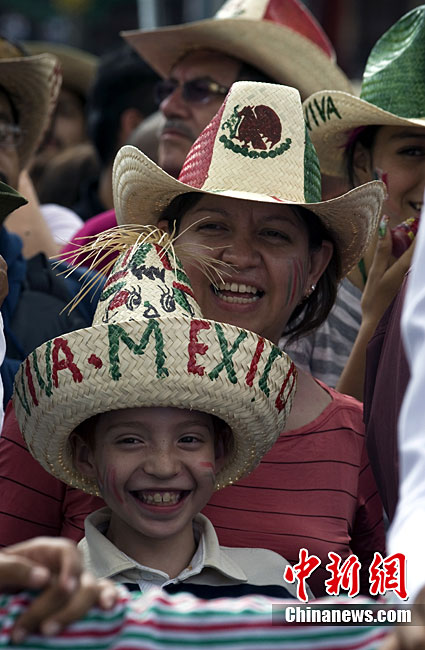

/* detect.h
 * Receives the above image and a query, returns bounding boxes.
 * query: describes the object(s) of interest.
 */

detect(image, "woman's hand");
[336,216,415,401]
[0,537,118,643]
[360,216,415,330]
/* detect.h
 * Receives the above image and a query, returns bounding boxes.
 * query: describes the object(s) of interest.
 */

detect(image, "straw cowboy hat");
[13,227,297,496]
[123,0,352,99]
[0,37,61,168]
[302,4,425,177]
[25,42,98,97]
[113,81,386,279]
[0,180,27,223]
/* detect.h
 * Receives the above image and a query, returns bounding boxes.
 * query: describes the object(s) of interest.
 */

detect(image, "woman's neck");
[284,367,332,430]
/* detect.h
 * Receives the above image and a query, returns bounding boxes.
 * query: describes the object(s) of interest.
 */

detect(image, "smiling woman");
[287,6,425,397]
[107,80,387,596]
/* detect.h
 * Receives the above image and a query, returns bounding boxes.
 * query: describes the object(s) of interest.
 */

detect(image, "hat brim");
[1,54,61,168]
[113,145,385,279]
[304,90,425,177]
[25,42,97,96]
[14,317,296,496]
[123,18,352,98]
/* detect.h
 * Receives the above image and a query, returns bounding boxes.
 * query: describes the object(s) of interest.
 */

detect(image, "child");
[13,227,303,598]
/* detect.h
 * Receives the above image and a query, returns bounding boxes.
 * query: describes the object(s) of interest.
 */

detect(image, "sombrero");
[122,0,352,99]
[13,227,296,496]
[25,42,98,97]
[0,180,27,223]
[113,81,386,279]
[302,5,425,177]
[0,37,61,168]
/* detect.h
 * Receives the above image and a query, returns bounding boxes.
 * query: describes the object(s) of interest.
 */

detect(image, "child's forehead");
[97,406,215,431]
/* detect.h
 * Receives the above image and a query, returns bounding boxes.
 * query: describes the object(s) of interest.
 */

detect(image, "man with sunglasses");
[123,0,352,178]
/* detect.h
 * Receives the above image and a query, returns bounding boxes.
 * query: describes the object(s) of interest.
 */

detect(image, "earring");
[304,283,316,299]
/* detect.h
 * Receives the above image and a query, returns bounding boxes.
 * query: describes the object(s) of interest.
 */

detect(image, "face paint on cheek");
[100,466,125,505]
[286,258,307,306]
[199,461,216,485]
[373,168,389,188]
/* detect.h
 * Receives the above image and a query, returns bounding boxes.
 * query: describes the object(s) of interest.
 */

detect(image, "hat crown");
[215,0,333,57]
[360,5,425,118]
[94,236,202,327]
[178,81,321,204]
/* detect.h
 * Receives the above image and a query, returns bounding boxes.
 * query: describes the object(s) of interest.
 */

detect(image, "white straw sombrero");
[123,0,352,99]
[13,228,296,496]
[113,81,386,279]
[302,5,425,177]
[0,38,61,168]
[25,42,98,97]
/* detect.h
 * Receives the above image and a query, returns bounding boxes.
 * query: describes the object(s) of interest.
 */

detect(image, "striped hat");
[303,5,425,177]
[0,37,61,168]
[123,0,352,99]
[113,81,385,279]
[13,226,296,496]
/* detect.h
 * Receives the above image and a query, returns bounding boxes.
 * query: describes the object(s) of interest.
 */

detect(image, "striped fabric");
[203,382,385,597]
[281,278,362,388]
[0,589,389,649]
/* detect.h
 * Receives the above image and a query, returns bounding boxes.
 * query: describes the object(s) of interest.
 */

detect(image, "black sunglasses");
[155,77,230,105]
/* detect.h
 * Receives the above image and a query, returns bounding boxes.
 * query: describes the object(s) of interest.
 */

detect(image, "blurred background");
[0,0,423,80]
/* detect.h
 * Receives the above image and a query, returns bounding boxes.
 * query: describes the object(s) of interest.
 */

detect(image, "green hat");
[0,181,27,223]
[302,5,425,176]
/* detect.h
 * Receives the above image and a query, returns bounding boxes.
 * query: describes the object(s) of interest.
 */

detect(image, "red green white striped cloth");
[0,589,389,649]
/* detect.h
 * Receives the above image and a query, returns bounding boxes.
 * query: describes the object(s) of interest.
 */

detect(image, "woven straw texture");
[13,235,296,496]
[0,53,61,168]
[0,181,27,222]
[122,0,352,99]
[113,81,385,278]
[303,5,425,177]
[25,42,98,95]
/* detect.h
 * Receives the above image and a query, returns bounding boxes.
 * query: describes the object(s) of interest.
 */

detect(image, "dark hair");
[236,61,275,85]
[86,44,160,167]
[344,125,380,187]
[161,193,340,340]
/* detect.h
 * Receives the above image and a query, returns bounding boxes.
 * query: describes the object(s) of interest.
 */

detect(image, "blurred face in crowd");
[0,89,20,189]
[157,50,241,178]
[353,125,425,228]
[38,87,86,160]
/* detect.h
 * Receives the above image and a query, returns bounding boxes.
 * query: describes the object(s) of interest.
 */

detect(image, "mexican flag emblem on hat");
[122,0,352,98]
[303,4,425,177]
[13,227,297,496]
[113,81,385,279]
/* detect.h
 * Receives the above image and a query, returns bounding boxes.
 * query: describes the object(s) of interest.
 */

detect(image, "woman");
[108,80,386,596]
[4,81,385,597]
[284,5,425,396]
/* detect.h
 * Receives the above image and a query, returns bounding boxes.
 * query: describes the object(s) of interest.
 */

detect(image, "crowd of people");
[0,1,424,648]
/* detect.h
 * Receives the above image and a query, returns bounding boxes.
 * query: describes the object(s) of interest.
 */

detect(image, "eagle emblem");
[220,104,291,158]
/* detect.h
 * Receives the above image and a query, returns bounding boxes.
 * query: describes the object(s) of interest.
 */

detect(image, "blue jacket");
[0,227,103,406]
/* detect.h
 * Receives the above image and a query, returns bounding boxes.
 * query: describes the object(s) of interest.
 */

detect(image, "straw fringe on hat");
[25,42,98,97]
[113,81,386,279]
[13,226,296,496]
[123,0,352,99]
[0,180,27,223]
[0,38,61,168]
[303,5,425,177]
